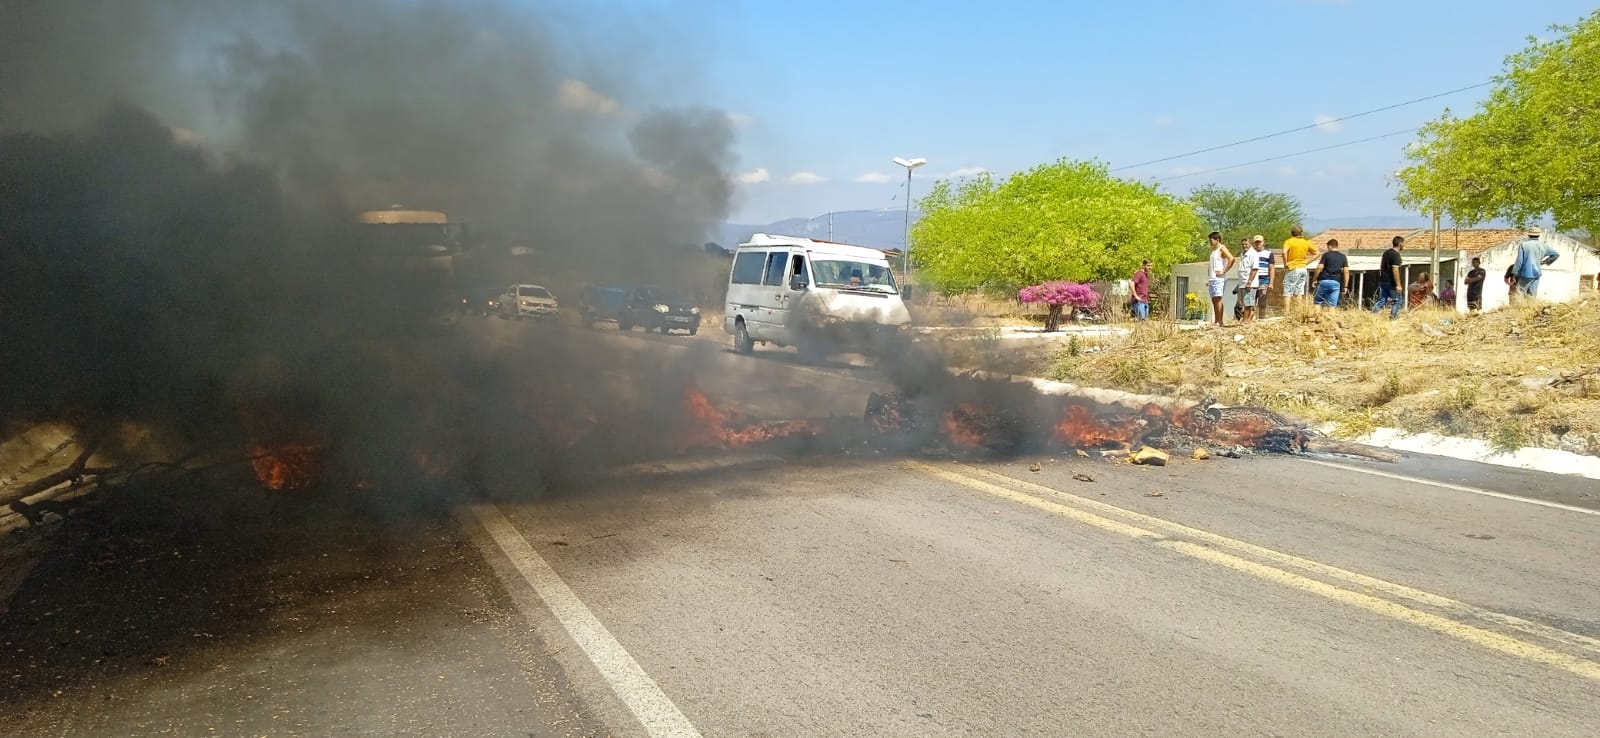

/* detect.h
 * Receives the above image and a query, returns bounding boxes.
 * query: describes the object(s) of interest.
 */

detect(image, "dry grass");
[1044,297,1600,453]
[914,292,1035,327]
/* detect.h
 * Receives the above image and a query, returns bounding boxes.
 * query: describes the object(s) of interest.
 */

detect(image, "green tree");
[1187,185,1305,257]
[1397,10,1600,232]
[911,159,1202,293]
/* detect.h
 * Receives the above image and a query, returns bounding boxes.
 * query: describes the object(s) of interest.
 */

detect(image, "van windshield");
[812,260,898,293]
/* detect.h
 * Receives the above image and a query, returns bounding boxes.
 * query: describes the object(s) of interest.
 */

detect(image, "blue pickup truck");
[579,286,631,327]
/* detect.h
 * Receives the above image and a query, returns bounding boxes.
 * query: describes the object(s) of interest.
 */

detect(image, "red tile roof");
[1308,227,1528,255]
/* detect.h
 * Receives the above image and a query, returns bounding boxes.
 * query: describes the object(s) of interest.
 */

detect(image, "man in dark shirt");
[1129,259,1152,321]
[1371,235,1405,318]
[1464,257,1486,311]
[1313,238,1349,307]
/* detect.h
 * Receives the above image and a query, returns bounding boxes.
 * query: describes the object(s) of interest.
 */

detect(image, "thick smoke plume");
[0,0,736,489]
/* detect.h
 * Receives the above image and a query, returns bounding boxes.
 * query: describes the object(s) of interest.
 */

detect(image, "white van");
[723,233,912,360]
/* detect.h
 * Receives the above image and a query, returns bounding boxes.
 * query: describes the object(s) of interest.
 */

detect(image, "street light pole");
[892,157,926,283]
[902,167,913,277]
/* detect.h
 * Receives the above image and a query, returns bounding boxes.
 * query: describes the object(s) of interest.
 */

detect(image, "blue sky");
[673,0,1596,224]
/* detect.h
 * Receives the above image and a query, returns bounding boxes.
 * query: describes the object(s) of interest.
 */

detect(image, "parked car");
[498,284,559,320]
[618,286,701,334]
[579,285,630,326]
[461,286,502,317]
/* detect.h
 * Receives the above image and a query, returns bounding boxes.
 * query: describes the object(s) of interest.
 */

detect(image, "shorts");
[1241,287,1259,308]
[1207,278,1226,298]
[1283,268,1309,296]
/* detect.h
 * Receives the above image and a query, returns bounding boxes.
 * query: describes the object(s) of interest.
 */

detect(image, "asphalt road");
[5,315,1598,737]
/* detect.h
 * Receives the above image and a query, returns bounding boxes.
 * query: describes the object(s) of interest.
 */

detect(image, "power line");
[1153,127,1420,183]
[1111,81,1490,172]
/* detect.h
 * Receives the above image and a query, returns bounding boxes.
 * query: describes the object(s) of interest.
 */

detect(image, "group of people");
[1193,226,1562,325]
[1201,226,1347,325]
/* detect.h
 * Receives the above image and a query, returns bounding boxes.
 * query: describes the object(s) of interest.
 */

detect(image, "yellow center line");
[923,461,1600,658]
[908,461,1600,682]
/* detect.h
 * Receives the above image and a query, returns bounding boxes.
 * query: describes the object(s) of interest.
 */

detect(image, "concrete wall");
[1169,261,1250,322]
[1452,234,1600,312]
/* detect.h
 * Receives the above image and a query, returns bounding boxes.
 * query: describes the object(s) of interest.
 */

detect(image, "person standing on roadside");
[1207,232,1234,326]
[1238,236,1264,322]
[1130,259,1152,321]
[1252,235,1274,318]
[1371,235,1405,318]
[1234,238,1251,321]
[1313,238,1348,307]
[1510,226,1559,299]
[1281,226,1318,305]
[1464,257,1486,311]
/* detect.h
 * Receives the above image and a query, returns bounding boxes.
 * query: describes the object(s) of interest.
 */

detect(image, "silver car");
[499,284,559,320]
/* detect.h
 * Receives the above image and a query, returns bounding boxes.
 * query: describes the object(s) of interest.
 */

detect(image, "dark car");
[460,286,502,317]
[579,285,631,327]
[617,287,701,334]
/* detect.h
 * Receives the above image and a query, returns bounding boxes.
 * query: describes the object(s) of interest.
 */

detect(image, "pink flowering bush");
[1018,281,1099,331]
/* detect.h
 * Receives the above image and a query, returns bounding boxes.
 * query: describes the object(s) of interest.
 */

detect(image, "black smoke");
[0,0,736,489]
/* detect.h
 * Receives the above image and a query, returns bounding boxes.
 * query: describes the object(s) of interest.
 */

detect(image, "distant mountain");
[715,210,918,251]
[715,212,1443,252]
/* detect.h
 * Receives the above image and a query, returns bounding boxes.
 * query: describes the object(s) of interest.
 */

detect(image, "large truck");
[353,207,469,321]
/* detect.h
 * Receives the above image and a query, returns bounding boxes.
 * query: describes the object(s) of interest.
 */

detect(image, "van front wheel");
[733,321,754,354]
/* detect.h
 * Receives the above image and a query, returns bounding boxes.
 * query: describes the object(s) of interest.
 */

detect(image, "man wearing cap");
[1251,235,1273,318]
[1510,227,1559,299]
[1237,236,1264,322]
[1281,225,1318,305]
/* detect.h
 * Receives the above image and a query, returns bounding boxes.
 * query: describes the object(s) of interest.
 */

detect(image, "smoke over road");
[0,0,738,495]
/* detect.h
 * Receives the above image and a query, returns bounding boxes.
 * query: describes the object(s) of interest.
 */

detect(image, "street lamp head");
[892,157,927,170]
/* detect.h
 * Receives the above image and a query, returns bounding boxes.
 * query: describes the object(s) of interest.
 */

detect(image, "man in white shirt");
[1237,238,1263,322]
[1207,232,1234,326]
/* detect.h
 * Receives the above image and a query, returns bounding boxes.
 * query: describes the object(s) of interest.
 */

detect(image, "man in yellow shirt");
[1280,225,1319,304]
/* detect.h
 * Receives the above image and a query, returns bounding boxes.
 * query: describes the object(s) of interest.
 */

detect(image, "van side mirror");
[900,285,914,301]
[790,277,808,291]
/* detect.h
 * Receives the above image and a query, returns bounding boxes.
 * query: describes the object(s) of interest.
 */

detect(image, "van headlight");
[690,307,701,315]
[653,304,669,313]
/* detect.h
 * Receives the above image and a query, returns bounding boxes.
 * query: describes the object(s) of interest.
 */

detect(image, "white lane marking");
[462,504,703,738]
[1301,458,1600,517]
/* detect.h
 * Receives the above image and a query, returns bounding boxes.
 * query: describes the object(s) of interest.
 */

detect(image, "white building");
[1429,229,1600,311]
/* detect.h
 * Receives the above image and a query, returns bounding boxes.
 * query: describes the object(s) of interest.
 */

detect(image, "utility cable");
[1153,127,1419,182]
[1112,81,1489,172]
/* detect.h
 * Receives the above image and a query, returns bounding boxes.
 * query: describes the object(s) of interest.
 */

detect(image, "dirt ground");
[957,298,1600,456]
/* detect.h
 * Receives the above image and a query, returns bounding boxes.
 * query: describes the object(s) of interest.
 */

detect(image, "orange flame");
[1053,404,1143,449]
[682,386,818,450]
[248,441,322,490]
[940,403,987,448]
